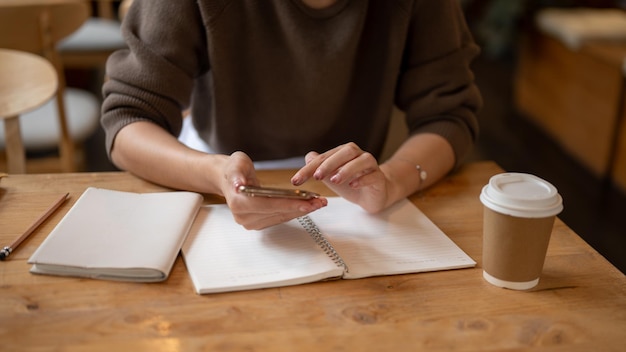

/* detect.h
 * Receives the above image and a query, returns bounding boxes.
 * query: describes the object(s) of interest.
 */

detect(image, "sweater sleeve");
[395,0,482,167]
[101,0,209,157]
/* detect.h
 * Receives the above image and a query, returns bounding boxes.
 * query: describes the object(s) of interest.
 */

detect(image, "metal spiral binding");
[297,216,349,272]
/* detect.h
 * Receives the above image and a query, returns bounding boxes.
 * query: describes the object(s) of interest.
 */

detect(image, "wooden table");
[1,161,624,351]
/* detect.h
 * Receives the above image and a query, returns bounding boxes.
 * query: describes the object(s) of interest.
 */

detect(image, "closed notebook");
[181,197,476,294]
[28,187,203,282]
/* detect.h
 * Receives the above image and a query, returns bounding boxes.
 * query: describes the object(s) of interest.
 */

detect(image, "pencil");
[0,192,69,261]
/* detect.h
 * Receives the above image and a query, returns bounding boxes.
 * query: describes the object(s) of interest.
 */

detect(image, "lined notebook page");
[309,198,476,279]
[181,205,344,294]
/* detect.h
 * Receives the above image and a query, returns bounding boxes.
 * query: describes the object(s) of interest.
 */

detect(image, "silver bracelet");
[416,165,427,191]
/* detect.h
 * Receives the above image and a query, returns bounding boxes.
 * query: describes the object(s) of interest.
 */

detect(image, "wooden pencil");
[0,192,69,260]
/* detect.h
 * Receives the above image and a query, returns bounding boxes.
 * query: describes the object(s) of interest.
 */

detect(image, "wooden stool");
[0,49,58,174]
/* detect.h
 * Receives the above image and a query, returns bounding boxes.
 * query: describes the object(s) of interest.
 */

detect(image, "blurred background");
[464,0,626,274]
[2,0,625,273]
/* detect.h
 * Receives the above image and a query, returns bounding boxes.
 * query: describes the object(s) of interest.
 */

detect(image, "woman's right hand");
[221,152,327,230]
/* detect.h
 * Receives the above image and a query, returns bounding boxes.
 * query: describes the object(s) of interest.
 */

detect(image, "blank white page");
[309,198,475,279]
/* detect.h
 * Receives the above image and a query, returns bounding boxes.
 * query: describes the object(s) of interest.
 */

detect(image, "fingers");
[304,151,320,165]
[291,151,322,186]
[222,151,329,230]
[229,196,328,230]
[327,152,377,187]
[223,151,259,192]
[292,143,378,188]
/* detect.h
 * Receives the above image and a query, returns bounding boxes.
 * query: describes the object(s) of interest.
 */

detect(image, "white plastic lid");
[480,173,563,218]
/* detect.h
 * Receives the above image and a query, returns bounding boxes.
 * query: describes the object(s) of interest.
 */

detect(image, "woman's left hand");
[291,142,390,213]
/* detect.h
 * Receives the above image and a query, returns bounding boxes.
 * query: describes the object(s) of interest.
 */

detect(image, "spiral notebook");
[181,197,475,294]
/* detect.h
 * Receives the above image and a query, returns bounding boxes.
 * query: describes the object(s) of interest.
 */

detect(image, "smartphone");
[237,185,319,200]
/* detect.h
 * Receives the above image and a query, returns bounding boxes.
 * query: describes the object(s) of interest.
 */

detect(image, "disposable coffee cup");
[480,173,563,290]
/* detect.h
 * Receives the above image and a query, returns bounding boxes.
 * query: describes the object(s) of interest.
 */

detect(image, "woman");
[102,0,481,229]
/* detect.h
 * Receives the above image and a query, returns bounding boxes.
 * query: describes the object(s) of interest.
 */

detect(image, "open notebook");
[182,197,475,294]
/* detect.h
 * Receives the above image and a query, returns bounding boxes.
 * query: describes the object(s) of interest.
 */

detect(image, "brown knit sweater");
[102,0,481,165]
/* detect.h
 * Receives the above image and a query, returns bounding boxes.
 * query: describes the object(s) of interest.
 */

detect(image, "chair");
[0,49,58,174]
[0,0,101,173]
[58,0,126,70]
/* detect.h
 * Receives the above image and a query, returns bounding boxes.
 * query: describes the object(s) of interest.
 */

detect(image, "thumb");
[227,151,258,189]
[304,151,320,165]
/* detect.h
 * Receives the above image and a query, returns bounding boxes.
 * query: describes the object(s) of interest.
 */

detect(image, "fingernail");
[291,176,301,185]
[330,174,340,184]
[313,170,323,180]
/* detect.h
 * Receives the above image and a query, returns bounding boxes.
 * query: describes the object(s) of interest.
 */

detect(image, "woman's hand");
[221,151,328,230]
[291,143,391,213]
